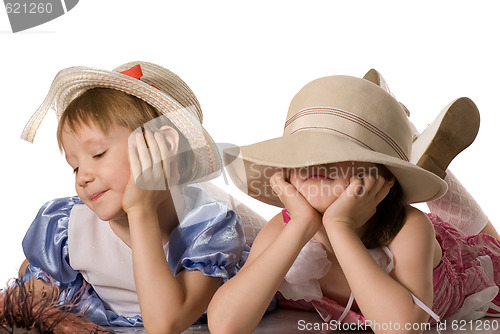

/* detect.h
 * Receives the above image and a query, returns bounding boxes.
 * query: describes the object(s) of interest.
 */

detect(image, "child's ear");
[159,125,179,156]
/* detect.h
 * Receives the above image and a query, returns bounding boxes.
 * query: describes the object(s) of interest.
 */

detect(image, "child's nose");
[77,166,95,186]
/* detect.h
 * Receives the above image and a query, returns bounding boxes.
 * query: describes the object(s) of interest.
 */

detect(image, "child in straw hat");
[2,61,258,333]
[208,72,500,333]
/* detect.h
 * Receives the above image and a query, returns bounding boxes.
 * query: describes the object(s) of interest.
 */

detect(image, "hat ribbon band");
[120,64,160,90]
[284,107,409,161]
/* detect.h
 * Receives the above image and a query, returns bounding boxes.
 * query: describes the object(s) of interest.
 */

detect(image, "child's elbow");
[208,317,241,334]
[143,322,173,334]
[207,304,243,334]
[143,318,188,334]
[370,316,428,334]
[371,324,425,334]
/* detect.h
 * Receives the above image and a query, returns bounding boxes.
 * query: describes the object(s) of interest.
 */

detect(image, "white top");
[68,203,169,317]
[279,239,440,323]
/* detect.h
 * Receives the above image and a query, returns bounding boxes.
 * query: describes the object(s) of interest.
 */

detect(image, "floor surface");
[109,309,500,333]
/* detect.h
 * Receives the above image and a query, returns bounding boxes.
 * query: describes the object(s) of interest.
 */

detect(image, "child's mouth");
[306,174,331,181]
[90,190,107,202]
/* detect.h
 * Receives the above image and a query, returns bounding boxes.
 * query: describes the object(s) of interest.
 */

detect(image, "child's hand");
[122,129,171,214]
[323,174,393,230]
[270,172,322,238]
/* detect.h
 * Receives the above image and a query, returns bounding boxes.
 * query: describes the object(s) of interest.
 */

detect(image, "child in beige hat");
[208,72,500,333]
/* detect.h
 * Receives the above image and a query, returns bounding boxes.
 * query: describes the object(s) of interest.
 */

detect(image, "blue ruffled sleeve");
[22,196,82,287]
[168,201,248,281]
[20,197,145,327]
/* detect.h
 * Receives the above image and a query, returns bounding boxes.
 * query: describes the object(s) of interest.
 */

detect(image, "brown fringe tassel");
[0,277,113,334]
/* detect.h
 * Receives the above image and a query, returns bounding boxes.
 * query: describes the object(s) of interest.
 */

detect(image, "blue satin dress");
[20,184,249,326]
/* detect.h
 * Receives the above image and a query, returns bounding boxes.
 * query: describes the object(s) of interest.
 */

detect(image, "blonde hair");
[57,88,194,183]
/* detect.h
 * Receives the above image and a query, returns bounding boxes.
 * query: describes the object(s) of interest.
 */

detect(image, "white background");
[1,0,499,285]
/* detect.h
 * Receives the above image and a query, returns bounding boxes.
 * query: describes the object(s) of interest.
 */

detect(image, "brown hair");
[57,88,194,184]
[57,88,158,147]
[360,166,407,248]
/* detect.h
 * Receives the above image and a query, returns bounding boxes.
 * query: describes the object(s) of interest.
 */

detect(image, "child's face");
[61,122,132,222]
[288,161,381,214]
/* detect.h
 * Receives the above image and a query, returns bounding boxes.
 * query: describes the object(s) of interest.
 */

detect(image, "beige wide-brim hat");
[21,61,222,184]
[224,75,448,207]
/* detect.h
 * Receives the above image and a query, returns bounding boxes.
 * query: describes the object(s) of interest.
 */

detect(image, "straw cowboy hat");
[21,61,222,184]
[224,74,448,207]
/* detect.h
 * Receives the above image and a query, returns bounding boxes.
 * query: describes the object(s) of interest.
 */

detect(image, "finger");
[144,130,165,187]
[375,179,394,202]
[364,174,386,196]
[155,131,170,180]
[371,175,387,194]
[148,130,170,190]
[155,131,170,161]
[347,176,364,197]
[361,174,377,193]
[145,130,161,166]
[269,172,287,197]
[136,132,152,172]
[128,141,141,182]
[270,172,303,207]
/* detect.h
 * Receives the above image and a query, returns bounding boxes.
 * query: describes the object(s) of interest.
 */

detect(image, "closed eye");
[94,151,107,159]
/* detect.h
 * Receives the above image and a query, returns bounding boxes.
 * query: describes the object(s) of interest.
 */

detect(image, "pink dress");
[278,210,500,324]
